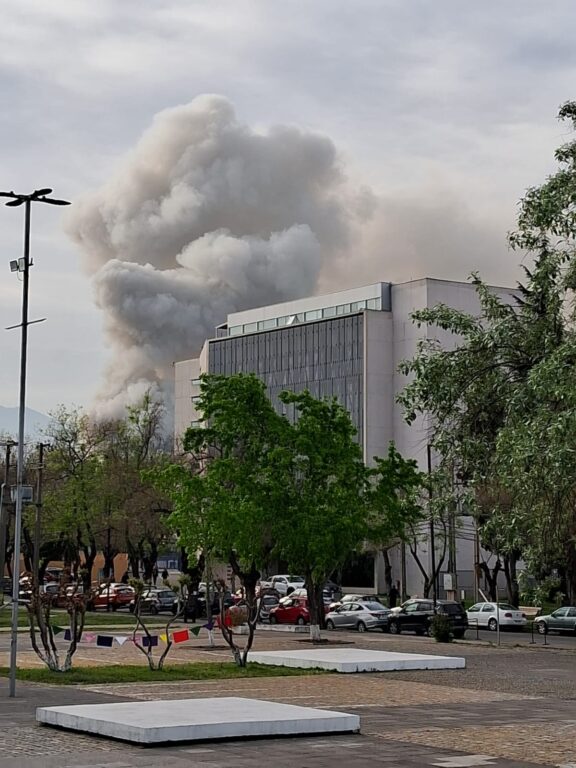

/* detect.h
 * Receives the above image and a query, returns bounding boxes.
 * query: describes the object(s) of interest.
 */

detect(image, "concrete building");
[174,278,514,597]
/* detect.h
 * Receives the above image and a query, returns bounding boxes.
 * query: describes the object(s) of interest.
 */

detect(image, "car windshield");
[363,602,387,611]
[288,576,304,582]
[498,604,517,611]
[159,591,176,599]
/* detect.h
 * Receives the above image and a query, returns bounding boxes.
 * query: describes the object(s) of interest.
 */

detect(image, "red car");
[269,596,311,625]
[88,584,135,611]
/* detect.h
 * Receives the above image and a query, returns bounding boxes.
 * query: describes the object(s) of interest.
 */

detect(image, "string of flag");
[50,622,215,647]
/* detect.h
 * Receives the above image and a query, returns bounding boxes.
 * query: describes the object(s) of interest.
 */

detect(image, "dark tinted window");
[441,603,464,615]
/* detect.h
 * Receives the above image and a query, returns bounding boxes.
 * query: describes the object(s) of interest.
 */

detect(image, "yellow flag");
[159,633,168,644]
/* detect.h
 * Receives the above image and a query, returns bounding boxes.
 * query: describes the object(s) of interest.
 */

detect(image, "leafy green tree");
[398,102,576,604]
[272,390,370,640]
[151,373,288,665]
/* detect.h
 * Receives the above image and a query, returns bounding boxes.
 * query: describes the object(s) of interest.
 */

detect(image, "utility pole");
[427,444,437,607]
[1,187,70,698]
[33,443,47,587]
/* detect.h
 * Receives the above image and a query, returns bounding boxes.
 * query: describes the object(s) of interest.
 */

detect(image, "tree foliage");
[398,102,576,603]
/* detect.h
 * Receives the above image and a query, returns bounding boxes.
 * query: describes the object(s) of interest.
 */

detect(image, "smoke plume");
[66,95,363,418]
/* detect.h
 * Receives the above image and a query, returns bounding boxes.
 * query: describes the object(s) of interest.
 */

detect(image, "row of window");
[228,296,382,336]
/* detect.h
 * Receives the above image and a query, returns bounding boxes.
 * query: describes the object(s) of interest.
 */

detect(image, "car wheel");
[536,621,547,635]
[389,620,401,635]
[453,630,465,639]
[326,619,335,631]
[296,616,306,626]
[128,605,134,614]
[357,621,367,633]
[488,618,498,631]
[269,615,277,624]
[111,604,118,612]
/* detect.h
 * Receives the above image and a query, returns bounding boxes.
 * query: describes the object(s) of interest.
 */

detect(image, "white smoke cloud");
[66,94,360,418]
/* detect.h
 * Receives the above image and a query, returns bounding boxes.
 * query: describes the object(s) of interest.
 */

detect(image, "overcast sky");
[1,0,575,415]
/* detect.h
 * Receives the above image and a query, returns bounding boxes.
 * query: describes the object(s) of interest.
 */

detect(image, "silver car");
[325,601,390,632]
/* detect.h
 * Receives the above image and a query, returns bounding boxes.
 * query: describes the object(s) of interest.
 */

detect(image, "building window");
[322,305,337,318]
[277,315,288,327]
[229,325,242,336]
[191,378,202,386]
[191,395,201,404]
[350,300,366,312]
[336,303,351,315]
[244,322,258,333]
[259,318,278,330]
[366,297,381,310]
[305,309,321,321]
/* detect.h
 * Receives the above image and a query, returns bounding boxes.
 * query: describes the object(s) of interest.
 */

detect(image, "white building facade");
[174,278,514,597]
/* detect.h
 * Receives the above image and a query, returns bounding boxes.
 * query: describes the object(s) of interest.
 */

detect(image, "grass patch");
[0,662,328,686]
[0,607,170,629]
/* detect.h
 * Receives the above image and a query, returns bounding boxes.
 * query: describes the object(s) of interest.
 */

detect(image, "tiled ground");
[1,630,576,767]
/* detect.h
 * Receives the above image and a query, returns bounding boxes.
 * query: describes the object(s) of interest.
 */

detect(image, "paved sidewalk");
[1,634,576,766]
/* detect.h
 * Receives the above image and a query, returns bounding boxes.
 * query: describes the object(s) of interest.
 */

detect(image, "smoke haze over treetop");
[66,94,368,418]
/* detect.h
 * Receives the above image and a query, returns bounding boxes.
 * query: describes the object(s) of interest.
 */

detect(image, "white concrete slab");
[249,648,465,673]
[36,697,360,744]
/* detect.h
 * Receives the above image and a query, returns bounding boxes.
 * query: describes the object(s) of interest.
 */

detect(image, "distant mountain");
[0,406,50,440]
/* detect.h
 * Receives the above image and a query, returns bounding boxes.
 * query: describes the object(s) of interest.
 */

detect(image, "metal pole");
[33,442,45,587]
[427,444,437,607]
[9,199,31,698]
[496,578,501,647]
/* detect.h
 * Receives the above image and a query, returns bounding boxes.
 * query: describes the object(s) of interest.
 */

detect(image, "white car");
[466,602,527,631]
[261,575,305,596]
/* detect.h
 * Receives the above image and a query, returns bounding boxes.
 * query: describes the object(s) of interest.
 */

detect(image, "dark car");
[387,599,468,639]
[197,589,234,617]
[129,588,178,615]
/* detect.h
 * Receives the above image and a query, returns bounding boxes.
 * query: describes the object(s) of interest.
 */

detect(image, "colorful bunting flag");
[142,635,159,648]
[64,629,72,641]
[96,635,113,648]
[51,625,65,636]
[203,621,214,631]
[115,636,129,646]
[159,633,168,644]
[189,625,202,637]
[83,633,96,644]
[172,629,190,644]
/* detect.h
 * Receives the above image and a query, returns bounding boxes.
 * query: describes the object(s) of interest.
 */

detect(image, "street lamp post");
[1,188,70,698]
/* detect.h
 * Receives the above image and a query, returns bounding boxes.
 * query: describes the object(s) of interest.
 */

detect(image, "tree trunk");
[503,552,520,607]
[477,560,501,601]
[305,576,325,642]
[382,548,393,594]
[563,540,576,605]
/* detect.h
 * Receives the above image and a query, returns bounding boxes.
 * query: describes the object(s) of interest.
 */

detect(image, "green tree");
[151,373,288,666]
[398,102,576,603]
[273,390,371,641]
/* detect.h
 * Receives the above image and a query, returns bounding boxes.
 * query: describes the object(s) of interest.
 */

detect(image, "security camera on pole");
[1,188,70,697]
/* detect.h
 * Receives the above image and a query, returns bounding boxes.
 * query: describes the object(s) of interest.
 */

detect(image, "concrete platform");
[36,696,360,744]
[249,648,466,673]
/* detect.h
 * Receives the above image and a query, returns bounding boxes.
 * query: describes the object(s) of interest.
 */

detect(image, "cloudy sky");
[0,0,575,416]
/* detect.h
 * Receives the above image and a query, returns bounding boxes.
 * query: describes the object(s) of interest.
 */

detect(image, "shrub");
[430,612,452,643]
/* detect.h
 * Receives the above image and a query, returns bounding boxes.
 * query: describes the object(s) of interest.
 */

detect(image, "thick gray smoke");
[66,95,363,418]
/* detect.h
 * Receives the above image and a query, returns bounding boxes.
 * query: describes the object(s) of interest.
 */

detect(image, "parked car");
[466,602,527,631]
[88,584,135,611]
[269,596,310,625]
[329,593,375,611]
[197,588,234,617]
[129,588,178,615]
[326,601,390,632]
[532,607,576,635]
[258,594,280,622]
[288,588,334,605]
[259,575,305,596]
[387,599,468,638]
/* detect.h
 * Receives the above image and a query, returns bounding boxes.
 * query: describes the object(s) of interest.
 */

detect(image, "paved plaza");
[1,630,576,767]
